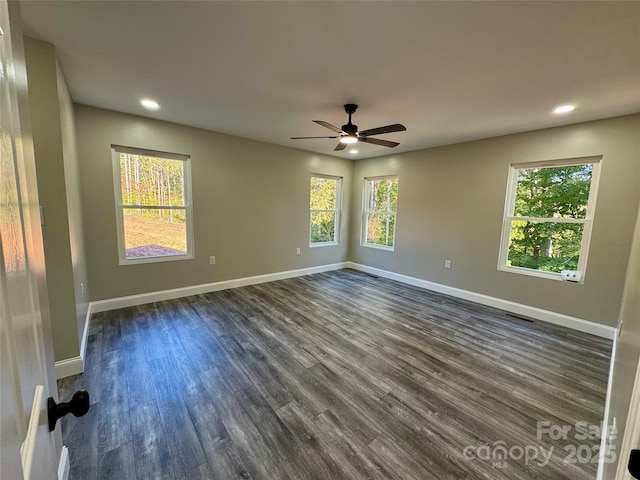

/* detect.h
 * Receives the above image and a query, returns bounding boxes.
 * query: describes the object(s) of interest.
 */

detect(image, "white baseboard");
[54,305,90,381]
[346,262,616,340]
[54,356,84,380]
[79,302,92,361]
[91,262,348,313]
[58,446,70,480]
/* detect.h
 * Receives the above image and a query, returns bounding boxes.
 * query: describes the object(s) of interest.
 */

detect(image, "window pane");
[120,154,185,207]
[366,213,395,247]
[310,211,336,243]
[123,208,187,259]
[367,178,398,212]
[310,177,337,210]
[507,220,584,273]
[513,164,592,219]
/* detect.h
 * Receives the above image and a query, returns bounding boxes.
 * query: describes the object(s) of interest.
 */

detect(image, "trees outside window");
[310,175,341,245]
[112,146,193,264]
[499,157,601,281]
[362,176,399,250]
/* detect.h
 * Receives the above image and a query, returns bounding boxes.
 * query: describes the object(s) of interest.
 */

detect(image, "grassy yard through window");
[114,147,191,262]
[123,210,187,258]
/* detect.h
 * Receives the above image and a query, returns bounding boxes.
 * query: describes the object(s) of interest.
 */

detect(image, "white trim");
[361,242,395,252]
[597,334,619,480]
[310,174,342,247]
[79,303,92,363]
[117,252,193,266]
[498,264,565,282]
[362,175,399,251]
[111,144,189,161]
[55,304,91,381]
[498,157,602,285]
[54,357,83,380]
[346,262,616,339]
[509,154,603,169]
[309,242,339,248]
[57,446,70,480]
[111,146,194,265]
[505,216,589,225]
[91,262,348,313]
[615,359,640,480]
[20,385,44,480]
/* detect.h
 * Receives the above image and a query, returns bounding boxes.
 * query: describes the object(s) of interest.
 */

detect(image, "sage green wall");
[55,55,90,350]
[74,103,638,326]
[24,37,88,361]
[74,105,352,301]
[349,115,640,327]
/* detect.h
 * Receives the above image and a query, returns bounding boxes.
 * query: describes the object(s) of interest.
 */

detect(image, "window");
[498,156,601,281]
[362,176,399,250]
[310,175,341,246]
[112,145,193,264]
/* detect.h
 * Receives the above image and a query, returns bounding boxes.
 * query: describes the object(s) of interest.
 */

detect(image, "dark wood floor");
[58,269,612,480]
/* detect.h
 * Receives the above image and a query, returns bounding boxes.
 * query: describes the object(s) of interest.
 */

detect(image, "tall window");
[499,157,601,281]
[112,145,193,264]
[310,175,341,246]
[362,176,399,250]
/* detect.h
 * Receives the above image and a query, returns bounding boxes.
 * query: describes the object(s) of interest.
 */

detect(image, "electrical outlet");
[444,259,452,269]
[209,256,216,265]
[80,283,85,297]
[296,248,301,256]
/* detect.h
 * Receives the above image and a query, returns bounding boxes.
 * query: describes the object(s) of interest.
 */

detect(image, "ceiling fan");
[291,104,406,151]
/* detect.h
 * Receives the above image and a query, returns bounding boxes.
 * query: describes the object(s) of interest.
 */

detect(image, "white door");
[0,1,60,478]
[611,205,640,480]
[598,203,640,480]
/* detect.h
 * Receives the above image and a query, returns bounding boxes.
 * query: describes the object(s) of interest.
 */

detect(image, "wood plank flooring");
[58,269,612,480]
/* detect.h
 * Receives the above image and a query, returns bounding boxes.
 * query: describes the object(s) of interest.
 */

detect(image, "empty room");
[2,1,640,480]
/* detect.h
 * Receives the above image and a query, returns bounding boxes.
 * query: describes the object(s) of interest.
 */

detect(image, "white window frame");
[112,145,194,265]
[309,174,342,247]
[498,156,601,282]
[361,175,399,251]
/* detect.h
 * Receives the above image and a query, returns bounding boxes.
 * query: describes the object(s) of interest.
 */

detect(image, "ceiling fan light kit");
[291,104,406,151]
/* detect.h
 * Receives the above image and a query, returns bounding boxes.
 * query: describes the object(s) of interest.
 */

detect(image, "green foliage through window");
[116,149,190,260]
[310,176,340,244]
[505,163,595,274]
[363,177,398,248]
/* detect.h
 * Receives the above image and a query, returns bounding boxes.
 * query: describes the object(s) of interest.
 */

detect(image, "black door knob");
[630,449,640,479]
[47,390,90,431]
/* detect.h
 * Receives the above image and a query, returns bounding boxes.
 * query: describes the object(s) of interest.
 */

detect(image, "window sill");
[310,242,339,248]
[498,265,583,284]
[119,252,193,266]
[361,243,395,252]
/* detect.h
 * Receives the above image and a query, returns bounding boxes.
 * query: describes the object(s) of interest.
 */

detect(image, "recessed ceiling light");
[140,99,160,110]
[553,105,575,114]
[349,149,358,154]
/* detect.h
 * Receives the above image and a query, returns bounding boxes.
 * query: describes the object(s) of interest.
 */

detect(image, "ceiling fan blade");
[358,123,406,137]
[334,142,348,151]
[290,136,339,139]
[359,137,400,148]
[314,120,345,134]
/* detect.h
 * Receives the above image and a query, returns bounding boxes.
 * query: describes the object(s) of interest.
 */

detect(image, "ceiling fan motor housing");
[342,123,358,136]
[342,104,359,136]
[344,104,358,115]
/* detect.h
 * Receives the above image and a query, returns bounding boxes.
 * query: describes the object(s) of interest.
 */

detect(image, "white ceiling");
[20,1,640,159]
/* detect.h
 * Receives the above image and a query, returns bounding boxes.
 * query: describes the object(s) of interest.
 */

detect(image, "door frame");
[615,359,640,480]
